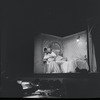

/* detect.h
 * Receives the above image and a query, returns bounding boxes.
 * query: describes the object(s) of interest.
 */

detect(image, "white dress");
[55,56,76,73]
[43,52,61,73]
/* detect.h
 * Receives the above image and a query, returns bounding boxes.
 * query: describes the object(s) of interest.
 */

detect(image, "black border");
[33,73,100,79]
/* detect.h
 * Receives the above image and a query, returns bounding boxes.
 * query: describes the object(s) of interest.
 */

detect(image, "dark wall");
[1,1,34,77]
[1,0,100,78]
[0,7,1,68]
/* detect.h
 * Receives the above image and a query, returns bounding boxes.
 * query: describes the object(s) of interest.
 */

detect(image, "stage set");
[34,30,97,74]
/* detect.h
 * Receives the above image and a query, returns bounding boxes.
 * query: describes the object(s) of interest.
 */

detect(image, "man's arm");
[48,52,56,57]
[43,54,50,60]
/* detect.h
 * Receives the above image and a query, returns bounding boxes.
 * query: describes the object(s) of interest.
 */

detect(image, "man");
[43,47,61,73]
[43,48,48,64]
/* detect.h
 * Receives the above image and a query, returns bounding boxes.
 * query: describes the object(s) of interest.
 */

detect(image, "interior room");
[1,0,100,98]
[34,31,91,74]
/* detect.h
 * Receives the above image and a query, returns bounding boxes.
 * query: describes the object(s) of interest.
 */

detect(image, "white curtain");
[88,32,97,72]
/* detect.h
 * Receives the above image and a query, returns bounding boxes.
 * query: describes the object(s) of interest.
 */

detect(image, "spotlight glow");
[76,39,80,42]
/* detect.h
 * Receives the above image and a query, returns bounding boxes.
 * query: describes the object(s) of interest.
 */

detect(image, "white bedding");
[60,60,77,73]
[60,59,89,73]
[76,59,89,71]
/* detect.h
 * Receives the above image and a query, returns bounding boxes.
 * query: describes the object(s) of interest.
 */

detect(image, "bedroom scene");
[34,30,97,74]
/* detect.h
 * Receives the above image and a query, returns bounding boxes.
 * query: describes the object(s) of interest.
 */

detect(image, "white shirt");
[43,52,56,64]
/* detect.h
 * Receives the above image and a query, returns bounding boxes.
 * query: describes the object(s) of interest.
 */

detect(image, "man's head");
[44,48,48,53]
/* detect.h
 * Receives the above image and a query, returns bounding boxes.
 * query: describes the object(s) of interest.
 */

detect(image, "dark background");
[0,0,100,77]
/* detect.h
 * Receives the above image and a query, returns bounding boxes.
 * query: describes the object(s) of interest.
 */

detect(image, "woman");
[55,55,69,73]
[60,59,76,73]
[55,53,76,73]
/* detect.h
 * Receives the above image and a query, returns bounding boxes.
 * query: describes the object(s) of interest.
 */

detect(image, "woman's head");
[54,50,60,56]
[47,47,52,52]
